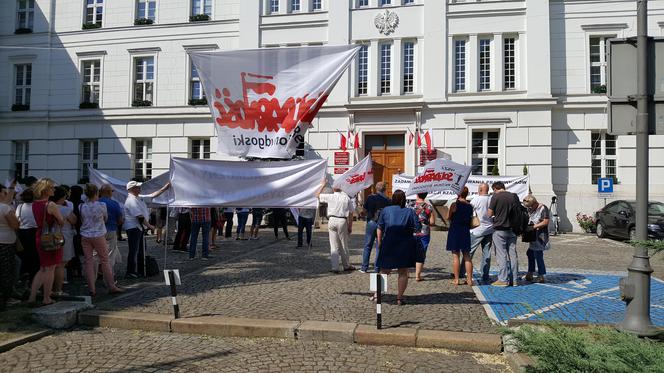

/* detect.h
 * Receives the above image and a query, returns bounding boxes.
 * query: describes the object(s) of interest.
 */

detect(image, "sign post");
[370,273,388,329]
[164,269,182,319]
[597,177,614,206]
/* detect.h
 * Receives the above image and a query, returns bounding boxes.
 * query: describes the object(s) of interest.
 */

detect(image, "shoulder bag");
[470,211,480,229]
[40,203,64,252]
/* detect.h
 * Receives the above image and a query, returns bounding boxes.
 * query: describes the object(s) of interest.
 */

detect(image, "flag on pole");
[189,45,360,159]
[353,131,360,150]
[332,154,373,197]
[416,129,422,148]
[407,129,414,145]
[424,128,433,152]
[338,130,347,151]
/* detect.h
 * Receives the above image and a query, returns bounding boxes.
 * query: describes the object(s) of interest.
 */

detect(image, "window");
[380,43,391,95]
[312,0,322,11]
[137,0,156,21]
[133,57,154,104]
[357,45,368,95]
[590,36,612,92]
[291,0,300,12]
[403,0,414,4]
[454,40,466,92]
[79,140,98,182]
[134,140,152,180]
[13,141,29,180]
[380,0,391,6]
[591,131,617,184]
[14,64,31,107]
[504,37,515,90]
[479,39,491,91]
[191,138,211,159]
[270,0,279,13]
[190,62,204,101]
[471,130,499,175]
[81,60,101,104]
[85,0,103,26]
[357,0,368,6]
[16,0,34,30]
[191,0,212,16]
[402,41,414,94]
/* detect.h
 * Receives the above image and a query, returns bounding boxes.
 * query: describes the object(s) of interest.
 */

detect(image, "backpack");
[509,195,529,236]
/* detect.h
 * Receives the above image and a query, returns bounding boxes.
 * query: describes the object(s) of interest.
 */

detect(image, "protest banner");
[88,167,172,205]
[405,159,472,197]
[332,154,373,197]
[189,45,359,159]
[168,158,326,208]
[394,173,530,200]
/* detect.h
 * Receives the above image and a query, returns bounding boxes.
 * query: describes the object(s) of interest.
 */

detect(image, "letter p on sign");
[598,178,614,194]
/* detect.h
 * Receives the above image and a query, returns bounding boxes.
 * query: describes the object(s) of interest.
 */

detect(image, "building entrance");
[364,134,404,199]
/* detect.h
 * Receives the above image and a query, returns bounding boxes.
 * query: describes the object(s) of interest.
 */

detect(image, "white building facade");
[1,0,663,231]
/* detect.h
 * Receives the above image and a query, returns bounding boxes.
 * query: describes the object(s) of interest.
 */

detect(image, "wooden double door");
[364,134,405,199]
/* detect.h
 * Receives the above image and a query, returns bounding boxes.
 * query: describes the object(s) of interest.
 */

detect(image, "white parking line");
[512,286,620,321]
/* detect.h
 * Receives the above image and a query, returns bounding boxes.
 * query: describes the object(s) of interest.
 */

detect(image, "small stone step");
[31,301,95,329]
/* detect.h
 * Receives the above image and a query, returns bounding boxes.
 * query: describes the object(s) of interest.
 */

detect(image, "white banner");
[189,45,359,159]
[405,159,472,197]
[394,174,530,201]
[332,154,373,197]
[168,158,326,208]
[88,167,172,205]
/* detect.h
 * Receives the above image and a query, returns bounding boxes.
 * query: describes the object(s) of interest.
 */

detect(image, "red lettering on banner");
[414,169,454,183]
[212,72,329,134]
[345,170,373,184]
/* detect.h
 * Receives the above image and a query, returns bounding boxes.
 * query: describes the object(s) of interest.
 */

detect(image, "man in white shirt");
[124,181,153,278]
[460,183,494,283]
[317,180,355,273]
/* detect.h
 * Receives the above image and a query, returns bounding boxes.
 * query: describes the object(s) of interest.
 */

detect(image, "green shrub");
[132,100,152,107]
[79,102,99,109]
[189,14,210,22]
[506,322,664,373]
[188,98,208,106]
[82,23,102,30]
[11,104,30,111]
[134,18,154,25]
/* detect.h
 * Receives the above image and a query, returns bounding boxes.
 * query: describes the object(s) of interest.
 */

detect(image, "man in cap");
[123,181,153,278]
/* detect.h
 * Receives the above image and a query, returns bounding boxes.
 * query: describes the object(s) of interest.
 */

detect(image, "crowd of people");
[0,174,550,310]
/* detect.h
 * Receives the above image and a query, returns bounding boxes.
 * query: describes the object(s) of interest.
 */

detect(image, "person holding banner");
[446,187,474,286]
[272,208,291,241]
[374,190,418,305]
[296,208,316,249]
[360,182,390,274]
[317,181,355,273]
[412,193,435,282]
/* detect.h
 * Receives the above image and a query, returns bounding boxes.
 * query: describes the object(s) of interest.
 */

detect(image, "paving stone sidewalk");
[97,224,495,333]
[0,328,510,373]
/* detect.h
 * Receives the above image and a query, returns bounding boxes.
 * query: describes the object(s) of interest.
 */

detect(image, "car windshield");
[649,202,664,216]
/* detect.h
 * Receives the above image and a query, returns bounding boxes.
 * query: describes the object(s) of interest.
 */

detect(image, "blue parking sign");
[598,178,614,193]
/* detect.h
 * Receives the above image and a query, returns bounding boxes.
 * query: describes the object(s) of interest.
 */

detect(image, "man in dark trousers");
[172,208,191,252]
[487,181,520,286]
[272,208,290,240]
[360,182,390,273]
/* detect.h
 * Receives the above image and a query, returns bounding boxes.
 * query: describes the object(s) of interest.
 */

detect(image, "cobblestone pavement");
[0,328,511,373]
[55,224,662,333]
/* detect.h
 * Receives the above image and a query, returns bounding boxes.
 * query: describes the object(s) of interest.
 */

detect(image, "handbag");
[522,224,537,243]
[40,203,64,252]
[470,213,480,229]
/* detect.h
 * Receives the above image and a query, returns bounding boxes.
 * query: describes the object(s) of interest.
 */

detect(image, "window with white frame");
[454,39,466,92]
[14,64,31,107]
[133,56,154,104]
[479,38,491,91]
[402,41,414,94]
[380,43,391,95]
[291,0,300,12]
[16,0,34,30]
[137,0,156,21]
[13,141,29,180]
[403,0,414,4]
[380,0,391,6]
[191,0,212,16]
[471,130,499,175]
[270,0,279,13]
[190,61,205,102]
[589,36,613,93]
[134,139,152,180]
[591,131,616,184]
[81,60,101,104]
[312,0,322,11]
[191,138,211,159]
[357,44,368,95]
[357,0,368,7]
[85,0,103,26]
[504,37,516,90]
[79,140,98,181]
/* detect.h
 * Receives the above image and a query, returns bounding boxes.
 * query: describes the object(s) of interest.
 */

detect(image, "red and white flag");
[189,46,359,159]
[338,130,347,151]
[353,131,360,150]
[417,130,422,147]
[332,154,373,197]
[408,129,414,145]
[424,128,433,152]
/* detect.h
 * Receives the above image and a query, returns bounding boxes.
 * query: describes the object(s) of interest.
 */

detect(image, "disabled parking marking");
[513,286,619,321]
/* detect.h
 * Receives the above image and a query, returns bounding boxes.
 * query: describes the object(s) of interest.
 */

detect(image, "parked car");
[595,200,664,240]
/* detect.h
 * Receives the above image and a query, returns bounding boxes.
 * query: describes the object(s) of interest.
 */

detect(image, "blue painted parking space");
[474,272,664,326]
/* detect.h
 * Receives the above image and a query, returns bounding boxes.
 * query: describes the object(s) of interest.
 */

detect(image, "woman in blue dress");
[446,187,474,286]
[375,190,420,305]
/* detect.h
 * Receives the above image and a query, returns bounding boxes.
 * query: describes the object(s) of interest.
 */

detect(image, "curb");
[0,330,53,353]
[78,310,503,354]
[505,352,536,373]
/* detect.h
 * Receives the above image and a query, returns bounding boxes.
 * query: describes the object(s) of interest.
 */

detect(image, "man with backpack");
[359,182,390,273]
[487,181,523,286]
